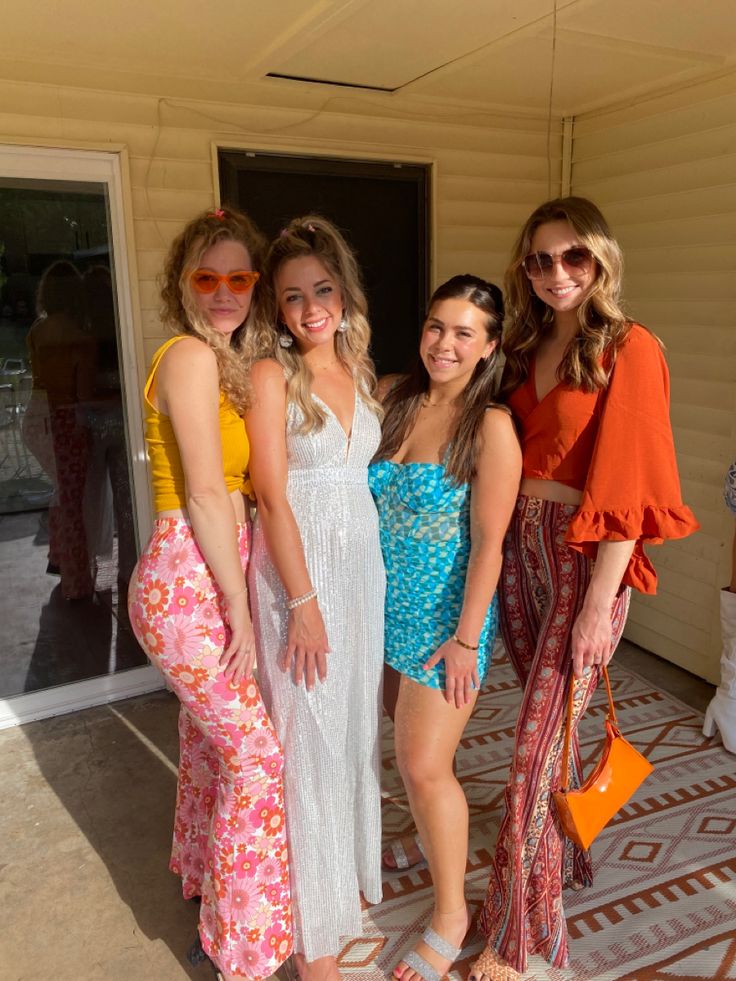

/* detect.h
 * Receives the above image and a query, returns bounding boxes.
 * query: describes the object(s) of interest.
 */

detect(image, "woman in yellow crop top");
[127,208,291,981]
[469,199,698,981]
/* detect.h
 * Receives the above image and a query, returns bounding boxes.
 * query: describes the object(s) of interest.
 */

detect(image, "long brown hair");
[160,207,266,414]
[374,274,504,485]
[500,196,632,399]
[245,214,380,432]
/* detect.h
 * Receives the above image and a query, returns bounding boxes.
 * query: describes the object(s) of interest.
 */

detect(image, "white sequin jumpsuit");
[248,391,385,961]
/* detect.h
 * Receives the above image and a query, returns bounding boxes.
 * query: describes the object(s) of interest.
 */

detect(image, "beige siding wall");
[572,73,736,683]
[0,80,557,377]
[12,74,729,684]
[0,78,558,572]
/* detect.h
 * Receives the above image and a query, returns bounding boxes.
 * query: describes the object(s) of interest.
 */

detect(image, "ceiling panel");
[406,24,728,114]
[0,0,735,116]
[561,0,736,57]
[0,0,319,80]
[266,0,553,89]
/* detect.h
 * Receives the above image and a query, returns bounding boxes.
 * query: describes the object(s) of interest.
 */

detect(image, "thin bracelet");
[286,588,317,610]
[224,586,247,601]
[452,631,479,651]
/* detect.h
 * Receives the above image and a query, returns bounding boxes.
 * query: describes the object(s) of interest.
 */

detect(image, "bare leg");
[393,675,478,980]
[382,664,425,870]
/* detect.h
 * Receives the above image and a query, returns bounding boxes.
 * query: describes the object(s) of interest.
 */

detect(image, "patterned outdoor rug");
[337,652,736,981]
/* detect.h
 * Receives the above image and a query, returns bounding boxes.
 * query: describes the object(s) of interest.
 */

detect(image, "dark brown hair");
[374,274,504,485]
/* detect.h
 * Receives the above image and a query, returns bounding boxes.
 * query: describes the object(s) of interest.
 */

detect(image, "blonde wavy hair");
[160,207,266,414]
[500,196,634,399]
[246,214,380,432]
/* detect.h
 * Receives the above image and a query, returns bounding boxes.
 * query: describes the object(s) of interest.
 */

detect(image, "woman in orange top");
[469,197,698,981]
[127,208,291,981]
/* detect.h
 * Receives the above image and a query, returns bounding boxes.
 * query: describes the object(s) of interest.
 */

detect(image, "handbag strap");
[559,666,617,792]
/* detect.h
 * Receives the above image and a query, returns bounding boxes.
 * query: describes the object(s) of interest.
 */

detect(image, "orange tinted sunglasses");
[190,269,260,294]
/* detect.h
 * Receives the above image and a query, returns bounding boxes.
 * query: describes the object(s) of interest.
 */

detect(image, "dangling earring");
[278,329,293,349]
[337,313,348,334]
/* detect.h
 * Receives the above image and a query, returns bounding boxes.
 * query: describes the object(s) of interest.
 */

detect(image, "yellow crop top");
[144,335,251,512]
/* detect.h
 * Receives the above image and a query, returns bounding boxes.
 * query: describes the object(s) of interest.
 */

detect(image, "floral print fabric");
[368,459,497,689]
[128,518,292,979]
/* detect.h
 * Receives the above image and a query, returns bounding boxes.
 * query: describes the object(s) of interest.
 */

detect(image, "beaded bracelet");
[452,631,479,651]
[286,588,318,610]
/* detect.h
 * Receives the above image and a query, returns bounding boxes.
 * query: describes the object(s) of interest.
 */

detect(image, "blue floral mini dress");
[368,459,497,690]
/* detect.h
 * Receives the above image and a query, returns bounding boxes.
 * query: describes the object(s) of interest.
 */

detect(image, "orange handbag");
[553,667,653,851]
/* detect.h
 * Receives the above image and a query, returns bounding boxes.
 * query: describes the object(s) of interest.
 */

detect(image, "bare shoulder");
[249,358,288,400]
[482,403,517,437]
[162,334,213,364]
[477,404,522,470]
[158,336,216,387]
[375,373,406,402]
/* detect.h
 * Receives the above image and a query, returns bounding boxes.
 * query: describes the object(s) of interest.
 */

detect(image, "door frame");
[0,143,161,729]
[212,138,437,286]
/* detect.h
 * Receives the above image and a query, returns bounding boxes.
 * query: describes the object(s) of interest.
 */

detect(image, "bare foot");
[467,943,520,981]
[394,905,471,981]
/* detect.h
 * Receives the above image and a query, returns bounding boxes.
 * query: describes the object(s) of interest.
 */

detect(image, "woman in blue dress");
[369,275,521,981]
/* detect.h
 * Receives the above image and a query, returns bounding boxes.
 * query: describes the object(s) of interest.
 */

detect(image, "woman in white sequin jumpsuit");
[244,216,385,979]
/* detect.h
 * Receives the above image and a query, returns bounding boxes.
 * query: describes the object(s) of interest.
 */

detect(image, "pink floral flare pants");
[128,518,292,979]
[479,496,630,973]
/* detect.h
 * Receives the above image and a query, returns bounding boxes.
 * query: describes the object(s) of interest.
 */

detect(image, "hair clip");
[209,208,226,221]
[307,223,316,233]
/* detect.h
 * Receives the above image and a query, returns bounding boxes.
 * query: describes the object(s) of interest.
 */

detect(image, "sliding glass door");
[0,145,161,727]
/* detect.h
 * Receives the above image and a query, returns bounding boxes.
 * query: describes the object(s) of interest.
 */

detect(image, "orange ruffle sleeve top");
[507,324,699,594]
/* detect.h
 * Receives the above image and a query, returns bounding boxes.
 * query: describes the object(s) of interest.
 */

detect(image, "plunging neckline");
[312,388,358,442]
[531,354,563,406]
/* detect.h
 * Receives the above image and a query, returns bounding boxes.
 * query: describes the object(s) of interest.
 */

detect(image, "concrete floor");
[0,641,716,981]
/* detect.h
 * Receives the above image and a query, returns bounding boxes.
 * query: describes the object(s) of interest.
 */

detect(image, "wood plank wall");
[7,73,730,683]
[573,72,736,683]
[0,80,558,369]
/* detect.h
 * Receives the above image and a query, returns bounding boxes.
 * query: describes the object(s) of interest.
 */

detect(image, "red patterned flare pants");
[479,496,630,973]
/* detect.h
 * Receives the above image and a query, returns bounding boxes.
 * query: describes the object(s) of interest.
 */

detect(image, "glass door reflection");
[0,178,146,697]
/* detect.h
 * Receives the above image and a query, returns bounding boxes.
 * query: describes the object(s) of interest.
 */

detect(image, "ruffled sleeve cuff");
[565,503,700,594]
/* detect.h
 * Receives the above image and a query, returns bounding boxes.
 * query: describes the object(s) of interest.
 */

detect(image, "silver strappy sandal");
[382,833,426,871]
[398,926,463,981]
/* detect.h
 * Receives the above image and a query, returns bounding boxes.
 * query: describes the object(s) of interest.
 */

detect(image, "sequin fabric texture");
[128,518,292,978]
[248,391,385,961]
[368,460,497,689]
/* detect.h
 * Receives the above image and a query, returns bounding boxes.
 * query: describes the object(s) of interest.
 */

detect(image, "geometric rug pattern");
[336,652,736,980]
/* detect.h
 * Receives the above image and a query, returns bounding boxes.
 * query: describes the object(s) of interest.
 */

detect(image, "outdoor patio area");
[3,641,731,981]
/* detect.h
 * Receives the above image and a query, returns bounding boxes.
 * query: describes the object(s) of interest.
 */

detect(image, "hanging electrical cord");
[546,0,559,197]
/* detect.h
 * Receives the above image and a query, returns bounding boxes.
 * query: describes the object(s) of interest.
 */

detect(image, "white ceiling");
[3,0,736,117]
